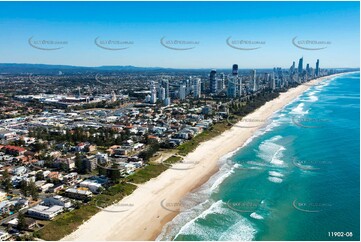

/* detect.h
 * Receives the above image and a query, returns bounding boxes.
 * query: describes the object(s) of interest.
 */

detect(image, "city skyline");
[0,1,359,241]
[0,1,359,69]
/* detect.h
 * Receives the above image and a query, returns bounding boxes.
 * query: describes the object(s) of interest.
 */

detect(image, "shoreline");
[62,72,353,241]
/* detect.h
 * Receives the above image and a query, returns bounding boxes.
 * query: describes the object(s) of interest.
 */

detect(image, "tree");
[19,234,34,241]
[75,153,83,173]
[35,171,44,181]
[17,212,27,230]
[13,139,25,146]
[32,141,47,152]
[19,181,29,197]
[28,181,39,200]
[60,162,70,173]
[2,169,12,192]
[138,140,160,161]
[73,201,82,209]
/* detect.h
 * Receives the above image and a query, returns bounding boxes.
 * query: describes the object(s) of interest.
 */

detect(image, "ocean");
[157,72,360,241]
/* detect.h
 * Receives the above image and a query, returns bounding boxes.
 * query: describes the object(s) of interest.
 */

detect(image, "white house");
[27,204,63,220]
[0,230,11,241]
[42,195,72,209]
[0,130,17,142]
[79,180,103,194]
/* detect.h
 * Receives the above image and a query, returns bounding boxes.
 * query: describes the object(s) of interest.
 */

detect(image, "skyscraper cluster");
[146,58,322,104]
[147,79,172,105]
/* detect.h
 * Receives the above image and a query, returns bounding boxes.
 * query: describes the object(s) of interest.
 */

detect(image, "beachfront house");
[64,188,92,201]
[42,195,72,209]
[26,204,63,220]
[79,180,103,194]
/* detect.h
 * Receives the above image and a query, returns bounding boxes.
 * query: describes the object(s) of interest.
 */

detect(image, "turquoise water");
[158,72,360,241]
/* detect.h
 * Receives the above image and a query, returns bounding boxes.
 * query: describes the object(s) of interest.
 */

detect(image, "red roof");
[3,145,26,152]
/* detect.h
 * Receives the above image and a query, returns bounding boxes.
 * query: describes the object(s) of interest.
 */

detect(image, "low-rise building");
[5,217,37,230]
[79,180,103,194]
[40,183,54,193]
[11,198,29,209]
[48,184,65,194]
[64,188,92,201]
[47,171,62,181]
[0,201,11,215]
[0,230,11,241]
[27,204,63,220]
[1,145,26,156]
[42,195,72,209]
[0,191,7,202]
[0,130,17,142]
[12,166,27,176]
[53,157,75,170]
[62,172,78,185]
[114,148,130,156]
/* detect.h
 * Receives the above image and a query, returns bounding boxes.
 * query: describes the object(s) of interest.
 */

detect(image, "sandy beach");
[62,73,346,241]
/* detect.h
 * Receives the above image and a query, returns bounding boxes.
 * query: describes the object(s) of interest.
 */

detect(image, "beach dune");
[62,73,345,241]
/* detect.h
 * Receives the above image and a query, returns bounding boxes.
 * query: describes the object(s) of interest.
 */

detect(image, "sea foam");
[173,200,256,241]
[250,212,264,220]
[269,171,284,177]
[268,176,283,183]
[290,103,309,115]
[257,136,286,167]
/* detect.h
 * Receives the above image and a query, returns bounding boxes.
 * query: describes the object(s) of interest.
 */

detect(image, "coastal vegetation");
[125,163,168,184]
[177,121,231,156]
[29,126,131,147]
[34,182,137,240]
[229,90,280,116]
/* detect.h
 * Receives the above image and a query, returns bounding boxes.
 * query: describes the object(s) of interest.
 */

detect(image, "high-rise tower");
[210,69,217,94]
[315,59,320,77]
[298,57,303,75]
[232,64,238,76]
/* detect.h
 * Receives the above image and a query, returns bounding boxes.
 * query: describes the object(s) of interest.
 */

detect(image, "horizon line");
[0,62,359,71]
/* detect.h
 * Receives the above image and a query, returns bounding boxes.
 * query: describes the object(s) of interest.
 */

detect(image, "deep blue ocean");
[158,72,360,241]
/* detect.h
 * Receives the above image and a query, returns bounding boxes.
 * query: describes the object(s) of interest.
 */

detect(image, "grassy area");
[163,155,182,164]
[125,155,183,184]
[177,121,232,156]
[125,163,168,184]
[33,203,99,240]
[92,182,137,207]
[33,182,137,241]
[149,149,177,163]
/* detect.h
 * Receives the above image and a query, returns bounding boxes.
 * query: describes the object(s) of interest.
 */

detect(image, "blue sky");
[0,1,359,68]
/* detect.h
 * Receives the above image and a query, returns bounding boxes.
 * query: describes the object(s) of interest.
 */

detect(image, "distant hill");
[0,63,357,75]
[0,63,178,74]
